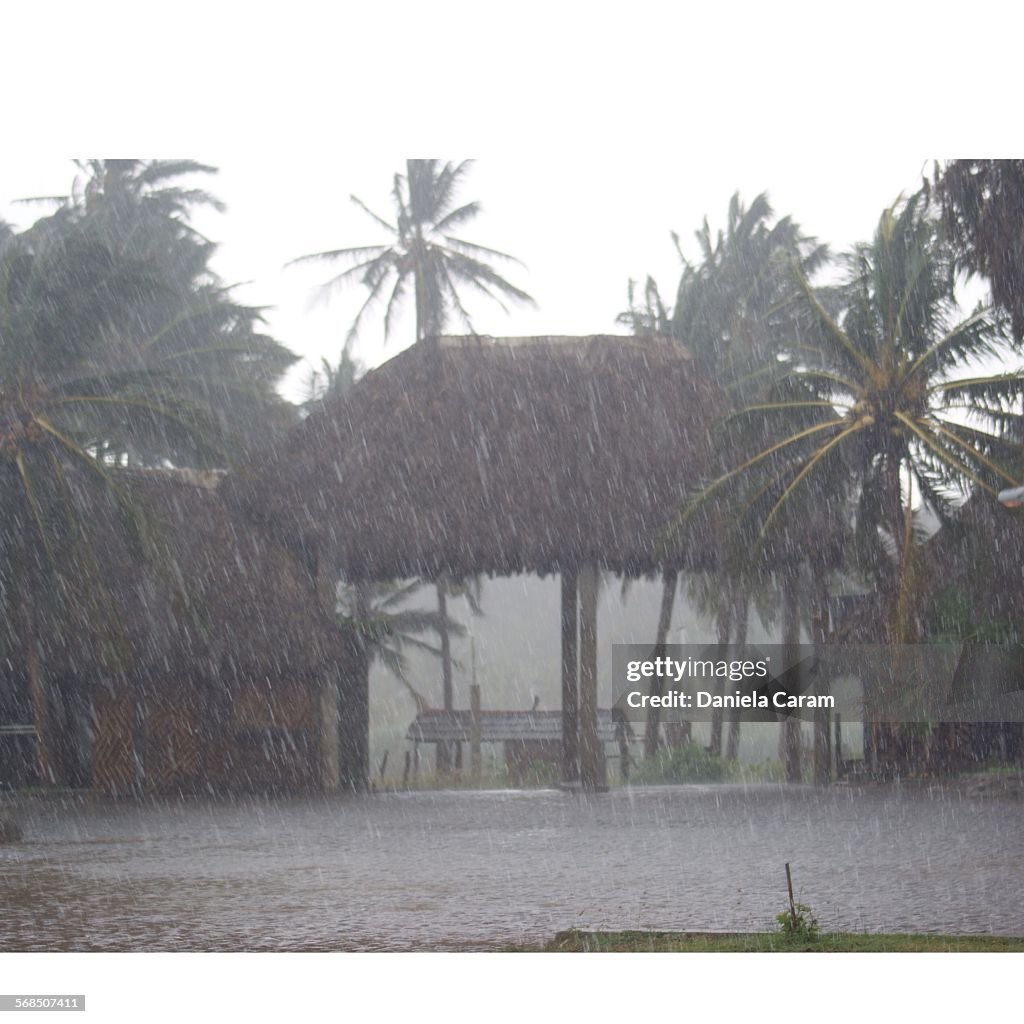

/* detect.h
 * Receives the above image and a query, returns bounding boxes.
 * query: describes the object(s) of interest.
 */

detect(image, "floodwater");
[1,784,1022,950]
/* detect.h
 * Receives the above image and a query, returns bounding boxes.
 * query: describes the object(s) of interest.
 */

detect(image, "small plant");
[775,901,819,942]
[776,862,819,942]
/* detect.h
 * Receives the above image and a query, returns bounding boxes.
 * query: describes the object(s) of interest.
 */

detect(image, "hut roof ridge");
[434,333,689,356]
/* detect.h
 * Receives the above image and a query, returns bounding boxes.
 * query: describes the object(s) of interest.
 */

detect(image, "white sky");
[0,153,960,399]
[5,3,1018,401]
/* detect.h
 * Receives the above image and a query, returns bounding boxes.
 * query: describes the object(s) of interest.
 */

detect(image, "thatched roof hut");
[40,469,342,681]
[924,495,1024,633]
[230,334,725,580]
[19,470,343,795]
[127,470,342,677]
[228,334,726,792]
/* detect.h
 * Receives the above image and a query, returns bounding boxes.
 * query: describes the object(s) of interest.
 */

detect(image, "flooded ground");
[1,784,1022,950]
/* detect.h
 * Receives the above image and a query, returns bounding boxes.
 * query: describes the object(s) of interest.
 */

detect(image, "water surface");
[1,784,1021,949]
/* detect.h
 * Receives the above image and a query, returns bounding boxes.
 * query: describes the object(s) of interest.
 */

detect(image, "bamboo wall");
[92,672,319,796]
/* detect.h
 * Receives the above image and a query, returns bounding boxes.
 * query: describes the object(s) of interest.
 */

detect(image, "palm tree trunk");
[811,570,832,785]
[709,597,733,757]
[725,588,748,760]
[644,568,678,759]
[782,571,802,784]
[339,582,371,792]
[882,448,917,776]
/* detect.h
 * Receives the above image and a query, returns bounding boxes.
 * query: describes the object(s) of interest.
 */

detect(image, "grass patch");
[539,929,1024,952]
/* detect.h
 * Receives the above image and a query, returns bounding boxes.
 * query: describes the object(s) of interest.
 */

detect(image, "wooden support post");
[578,563,604,792]
[785,862,798,930]
[436,581,452,775]
[814,709,832,785]
[132,678,147,796]
[834,713,843,779]
[320,674,340,791]
[470,683,482,784]
[338,658,370,792]
[22,603,53,786]
[313,554,342,793]
[336,582,371,793]
[561,568,579,785]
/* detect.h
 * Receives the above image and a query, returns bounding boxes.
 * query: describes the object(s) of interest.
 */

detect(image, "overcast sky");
[1,154,951,398]
[3,3,1016,401]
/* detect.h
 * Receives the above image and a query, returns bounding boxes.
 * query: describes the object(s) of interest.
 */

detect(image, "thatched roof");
[924,495,1024,629]
[41,469,341,683]
[230,335,726,581]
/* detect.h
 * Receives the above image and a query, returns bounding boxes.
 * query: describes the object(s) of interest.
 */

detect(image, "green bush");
[633,744,731,784]
[775,902,819,942]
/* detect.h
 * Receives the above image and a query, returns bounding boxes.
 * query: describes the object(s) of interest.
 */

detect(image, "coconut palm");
[936,160,1024,342]
[290,159,534,347]
[0,219,190,781]
[336,579,466,711]
[23,160,298,466]
[694,191,1019,632]
[292,159,532,771]
[621,193,827,762]
[332,577,467,790]
[678,191,1023,772]
[2,167,298,784]
[301,340,483,785]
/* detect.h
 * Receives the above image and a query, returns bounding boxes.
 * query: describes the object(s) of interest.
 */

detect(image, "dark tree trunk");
[339,583,371,792]
[725,588,747,761]
[644,568,678,759]
[782,572,802,784]
[811,571,832,785]
[709,597,733,757]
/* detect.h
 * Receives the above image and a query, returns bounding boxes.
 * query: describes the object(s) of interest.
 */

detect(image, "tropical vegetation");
[621,192,828,775]
[0,160,298,783]
[4,157,1024,791]
[670,184,1024,775]
[292,158,532,771]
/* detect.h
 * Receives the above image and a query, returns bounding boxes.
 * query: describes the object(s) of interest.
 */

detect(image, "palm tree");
[71,161,298,462]
[936,160,1024,341]
[332,578,466,790]
[290,159,534,347]
[302,341,481,786]
[336,579,466,711]
[678,189,1024,772]
[24,160,299,466]
[291,159,533,771]
[2,166,298,785]
[622,193,827,761]
[0,219,181,782]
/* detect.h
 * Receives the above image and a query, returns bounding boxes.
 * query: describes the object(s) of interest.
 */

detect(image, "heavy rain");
[3,17,1024,1017]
